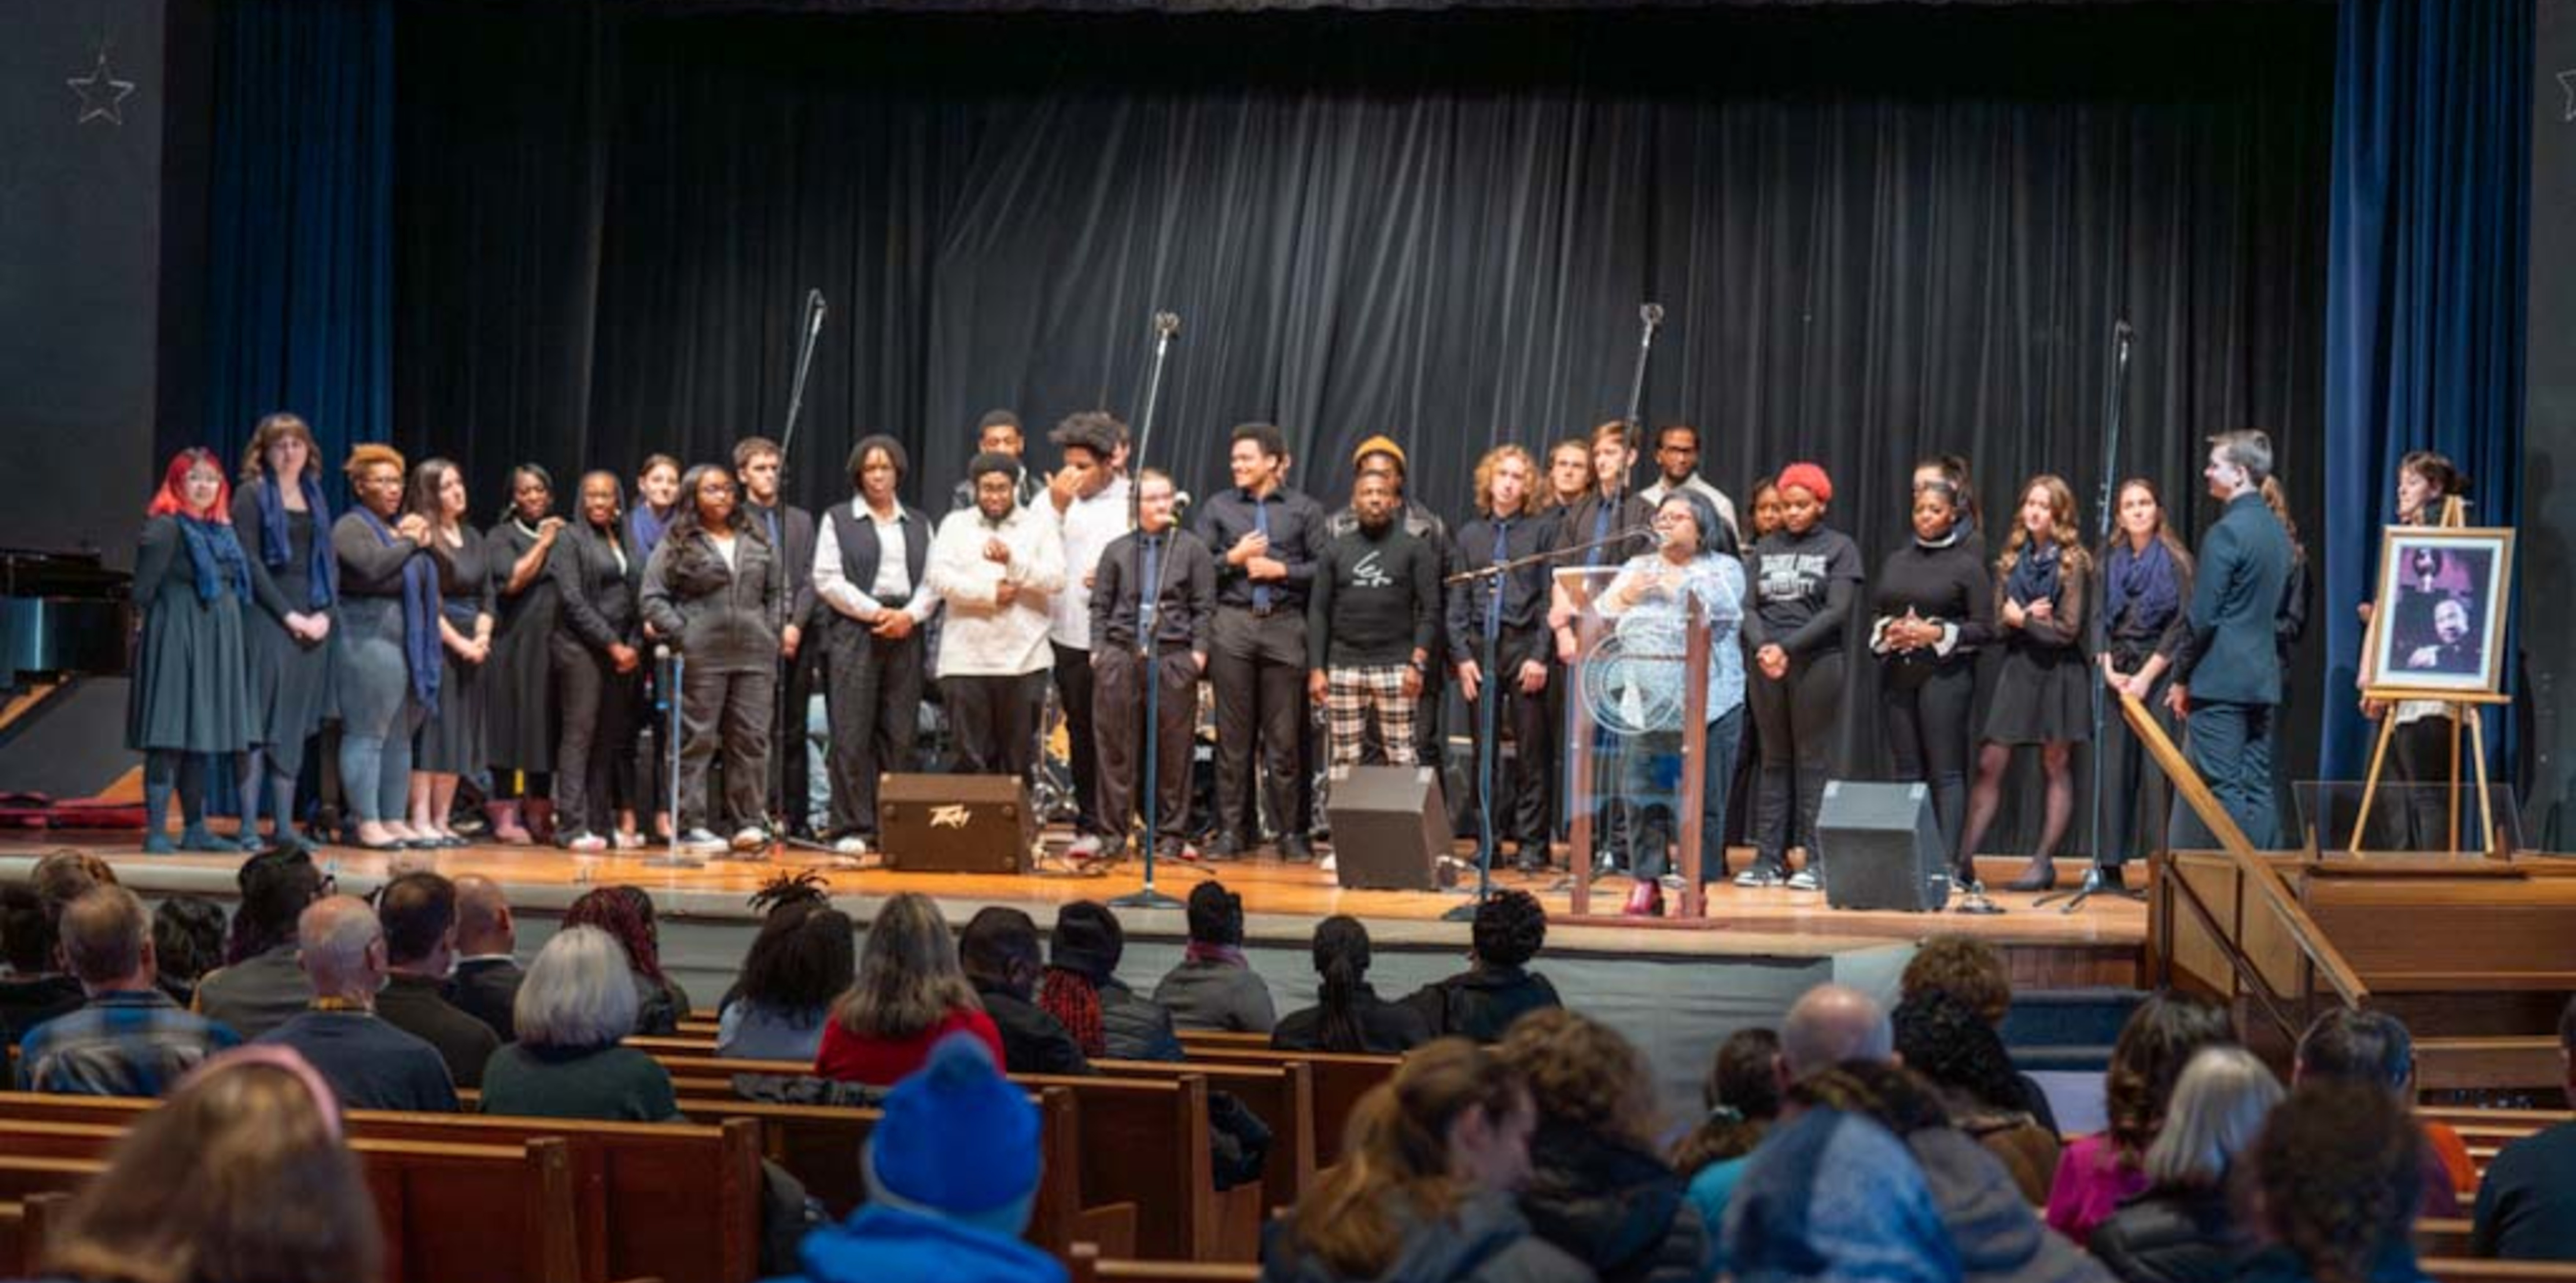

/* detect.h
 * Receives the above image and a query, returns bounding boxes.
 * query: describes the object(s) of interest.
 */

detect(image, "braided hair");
[565,886,666,983]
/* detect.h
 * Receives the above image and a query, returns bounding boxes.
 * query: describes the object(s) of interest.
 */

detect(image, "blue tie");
[1486,521,1510,640]
[1588,500,1613,567]
[762,506,781,550]
[1251,499,1274,613]
[1140,536,1161,640]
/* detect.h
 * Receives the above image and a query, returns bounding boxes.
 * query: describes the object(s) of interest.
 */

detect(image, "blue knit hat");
[864,1034,1039,1219]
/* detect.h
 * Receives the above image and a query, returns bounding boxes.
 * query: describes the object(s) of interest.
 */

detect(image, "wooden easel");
[2350,496,2508,858]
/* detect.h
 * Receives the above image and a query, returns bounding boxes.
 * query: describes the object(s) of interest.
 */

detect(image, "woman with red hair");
[1738,462,1863,890]
[129,448,258,853]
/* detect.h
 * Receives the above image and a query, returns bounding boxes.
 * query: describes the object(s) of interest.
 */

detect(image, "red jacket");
[813,1006,1005,1087]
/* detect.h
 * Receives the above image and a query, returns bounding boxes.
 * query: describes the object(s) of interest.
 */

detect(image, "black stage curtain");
[394,1,2333,851]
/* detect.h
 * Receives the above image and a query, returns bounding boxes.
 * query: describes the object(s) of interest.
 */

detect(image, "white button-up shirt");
[1049,473,1132,650]
[925,500,1066,676]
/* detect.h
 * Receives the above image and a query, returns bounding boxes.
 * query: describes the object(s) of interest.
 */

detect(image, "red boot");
[1623,881,1665,918]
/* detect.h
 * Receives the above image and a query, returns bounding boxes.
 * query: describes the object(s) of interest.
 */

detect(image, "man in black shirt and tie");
[1451,445,1558,872]
[1195,423,1328,861]
[1087,469,1214,865]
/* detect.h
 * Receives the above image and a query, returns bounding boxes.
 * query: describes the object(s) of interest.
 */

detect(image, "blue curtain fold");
[204,0,394,482]
[2321,0,2529,784]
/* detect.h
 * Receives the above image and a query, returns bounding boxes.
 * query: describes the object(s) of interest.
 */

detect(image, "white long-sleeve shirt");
[925,501,1066,676]
[1049,473,1132,650]
[811,499,940,625]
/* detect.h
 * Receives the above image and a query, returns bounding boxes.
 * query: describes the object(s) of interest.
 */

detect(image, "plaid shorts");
[1326,665,1416,767]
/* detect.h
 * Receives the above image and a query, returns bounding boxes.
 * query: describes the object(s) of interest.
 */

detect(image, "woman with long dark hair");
[2096,479,2195,885]
[129,448,257,853]
[2046,992,2233,1241]
[1739,462,1862,890]
[332,445,437,851]
[1871,478,1993,886]
[403,459,495,848]
[715,880,853,1062]
[1959,475,2093,892]
[486,464,567,844]
[641,462,778,856]
[231,414,336,852]
[563,885,692,1037]
[1272,915,1431,1055]
[551,470,645,851]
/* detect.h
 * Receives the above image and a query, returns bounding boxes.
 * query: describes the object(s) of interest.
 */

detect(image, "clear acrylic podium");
[1555,563,1714,919]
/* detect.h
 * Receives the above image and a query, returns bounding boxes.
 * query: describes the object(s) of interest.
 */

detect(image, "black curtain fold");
[393,0,2333,848]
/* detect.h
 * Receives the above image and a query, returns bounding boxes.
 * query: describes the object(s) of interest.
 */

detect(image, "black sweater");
[1871,536,1996,684]
[1308,522,1440,669]
[1089,528,1216,653]
[1742,525,1864,656]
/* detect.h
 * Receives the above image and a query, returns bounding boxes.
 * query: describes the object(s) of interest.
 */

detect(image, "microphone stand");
[2038,318,2145,913]
[643,646,701,868]
[760,290,835,864]
[1112,312,1189,912]
[1561,303,1665,887]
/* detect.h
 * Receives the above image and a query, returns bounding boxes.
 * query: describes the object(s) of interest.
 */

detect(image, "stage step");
[2000,987,2146,1074]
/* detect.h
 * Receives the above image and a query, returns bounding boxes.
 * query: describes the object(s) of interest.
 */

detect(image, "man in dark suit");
[2167,430,2295,849]
[446,875,524,1041]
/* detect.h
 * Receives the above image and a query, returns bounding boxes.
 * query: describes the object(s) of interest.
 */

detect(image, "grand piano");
[0,549,133,691]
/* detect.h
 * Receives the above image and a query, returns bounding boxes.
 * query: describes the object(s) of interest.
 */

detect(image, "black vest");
[827,500,928,607]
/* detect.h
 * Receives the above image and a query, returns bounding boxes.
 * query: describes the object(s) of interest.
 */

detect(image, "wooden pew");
[1175,1030,1274,1054]
[0,1128,581,1283]
[1096,1058,1315,1214]
[1069,1242,1263,1282]
[0,1092,760,1283]
[1172,1045,1400,1168]
[2426,1261,2576,1283]
[2420,1218,2476,1258]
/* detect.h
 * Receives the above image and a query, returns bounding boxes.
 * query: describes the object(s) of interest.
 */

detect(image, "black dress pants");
[1750,650,1844,873]
[822,616,924,839]
[1209,607,1306,846]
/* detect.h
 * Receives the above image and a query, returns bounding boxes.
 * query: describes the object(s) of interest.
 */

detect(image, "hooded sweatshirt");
[1261,1188,1596,1283]
[766,1204,1066,1283]
[1518,1118,1705,1283]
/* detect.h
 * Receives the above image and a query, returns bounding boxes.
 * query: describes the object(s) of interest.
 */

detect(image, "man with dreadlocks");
[715,872,855,1061]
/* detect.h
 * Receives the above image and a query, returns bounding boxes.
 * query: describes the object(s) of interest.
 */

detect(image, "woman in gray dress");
[230,413,337,852]
[405,459,497,848]
[129,448,257,853]
[485,464,567,845]
[332,444,439,852]
[641,463,778,855]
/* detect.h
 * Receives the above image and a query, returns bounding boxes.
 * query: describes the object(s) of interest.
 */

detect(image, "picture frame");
[2359,525,2515,695]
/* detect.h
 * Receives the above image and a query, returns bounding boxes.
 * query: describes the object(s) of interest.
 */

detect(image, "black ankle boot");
[2004,856,2058,892]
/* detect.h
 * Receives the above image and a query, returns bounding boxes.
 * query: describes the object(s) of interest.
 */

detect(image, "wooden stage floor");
[1,829,2147,985]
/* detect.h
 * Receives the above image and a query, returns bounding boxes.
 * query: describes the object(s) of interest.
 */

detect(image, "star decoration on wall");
[67,48,136,126]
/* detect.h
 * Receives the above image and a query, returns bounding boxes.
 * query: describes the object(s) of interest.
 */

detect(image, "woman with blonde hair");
[814,892,1000,1085]
[1959,474,2093,891]
[231,413,336,852]
[37,1046,382,1283]
[2089,1046,2281,1283]
[332,444,438,850]
[1263,1037,1586,1282]
[1496,1008,1701,1282]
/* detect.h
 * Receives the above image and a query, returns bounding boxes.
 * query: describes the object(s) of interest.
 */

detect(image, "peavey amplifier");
[878,774,1033,874]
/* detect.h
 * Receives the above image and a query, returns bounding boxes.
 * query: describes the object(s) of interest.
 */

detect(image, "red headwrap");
[145,448,236,522]
[1776,462,1833,505]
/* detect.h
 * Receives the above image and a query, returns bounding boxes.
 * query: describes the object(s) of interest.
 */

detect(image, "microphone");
[1154,312,1182,339]
[1171,489,1193,522]
[1640,302,1665,328]
[2114,319,2134,343]
[806,291,828,337]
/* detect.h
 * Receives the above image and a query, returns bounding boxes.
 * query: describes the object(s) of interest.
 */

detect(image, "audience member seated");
[2289,1008,2469,1217]
[815,892,1002,1086]
[481,926,680,1122]
[1274,915,1433,1055]
[2237,1082,2434,1283]
[1497,1008,1702,1283]
[372,871,501,1089]
[1902,934,2059,1132]
[2043,992,2230,1242]
[2087,1046,2281,1283]
[17,885,241,1096]
[1262,1037,1593,1283]
[716,876,854,1062]
[30,1046,383,1283]
[194,846,325,1040]
[150,894,228,1009]
[2472,993,2576,1261]
[251,895,459,1112]
[1152,881,1278,1034]
[774,1034,1069,1283]
[1777,983,1894,1085]
[1404,889,1561,1043]
[1723,1099,1956,1283]
[1794,1061,2109,1283]
[564,885,692,1036]
[959,906,1088,1076]
[1037,901,1183,1063]
[1674,1027,1781,1264]
[448,874,526,1041]
[0,886,85,1045]
[1893,988,2061,1204]
[0,851,121,1044]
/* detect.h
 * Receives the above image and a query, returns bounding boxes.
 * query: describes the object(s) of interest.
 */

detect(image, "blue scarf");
[629,504,675,564]
[2003,539,2062,609]
[255,475,338,610]
[356,506,442,714]
[2107,537,2181,631]
[174,515,252,605]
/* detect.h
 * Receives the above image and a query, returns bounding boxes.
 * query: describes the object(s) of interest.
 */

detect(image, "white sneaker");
[612,830,644,850]
[1318,853,1338,874]
[1734,865,1784,888]
[564,832,608,853]
[681,828,727,854]
[1065,834,1105,860]
[1787,868,1821,892]
[832,835,871,857]
[730,826,770,853]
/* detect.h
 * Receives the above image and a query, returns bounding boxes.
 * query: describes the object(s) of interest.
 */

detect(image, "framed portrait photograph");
[2361,525,2515,695]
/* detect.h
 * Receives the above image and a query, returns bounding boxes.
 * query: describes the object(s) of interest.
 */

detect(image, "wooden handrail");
[2121,693,2371,1011]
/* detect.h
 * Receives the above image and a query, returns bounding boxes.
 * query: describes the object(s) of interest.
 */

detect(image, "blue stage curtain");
[2321,0,2528,784]
[204,0,394,481]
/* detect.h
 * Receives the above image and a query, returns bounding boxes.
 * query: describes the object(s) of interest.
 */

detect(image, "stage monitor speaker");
[1326,765,1451,891]
[1816,779,1946,912]
[878,774,1032,874]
